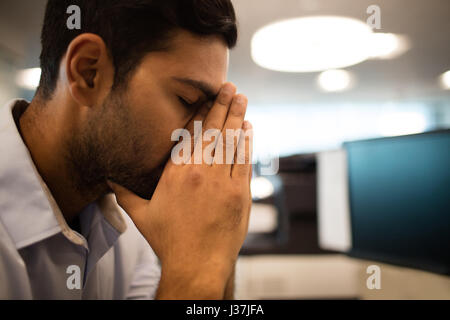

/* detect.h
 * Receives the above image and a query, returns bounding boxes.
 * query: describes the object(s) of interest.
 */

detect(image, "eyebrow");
[172,77,218,101]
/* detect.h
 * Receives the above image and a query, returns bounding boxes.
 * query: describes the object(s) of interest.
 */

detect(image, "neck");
[18,97,103,223]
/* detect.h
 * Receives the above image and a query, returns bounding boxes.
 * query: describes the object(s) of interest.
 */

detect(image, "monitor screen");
[345,130,450,275]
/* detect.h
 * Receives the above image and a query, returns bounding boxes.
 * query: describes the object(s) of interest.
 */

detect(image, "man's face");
[67,31,229,199]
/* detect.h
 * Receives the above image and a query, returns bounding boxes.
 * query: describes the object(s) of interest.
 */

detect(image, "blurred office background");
[1,0,449,299]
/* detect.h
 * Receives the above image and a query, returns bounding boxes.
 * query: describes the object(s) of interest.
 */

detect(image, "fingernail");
[236,95,247,106]
[218,84,234,105]
[222,83,234,96]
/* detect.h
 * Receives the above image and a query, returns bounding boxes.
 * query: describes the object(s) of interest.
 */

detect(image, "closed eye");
[178,96,204,110]
[178,96,196,108]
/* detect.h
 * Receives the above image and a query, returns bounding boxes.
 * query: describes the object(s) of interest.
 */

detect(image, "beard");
[65,91,166,201]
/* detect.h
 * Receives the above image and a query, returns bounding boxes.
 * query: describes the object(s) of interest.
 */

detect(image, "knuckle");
[185,167,204,186]
[236,148,248,164]
[235,94,248,107]
[217,83,236,105]
[205,121,221,130]
[228,185,246,203]
[229,192,242,205]
[229,104,244,117]
[225,136,236,150]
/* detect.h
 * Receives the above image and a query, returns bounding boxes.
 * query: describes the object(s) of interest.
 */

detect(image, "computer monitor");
[318,130,450,275]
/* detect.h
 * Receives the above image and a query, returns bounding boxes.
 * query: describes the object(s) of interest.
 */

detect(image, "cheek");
[126,89,193,168]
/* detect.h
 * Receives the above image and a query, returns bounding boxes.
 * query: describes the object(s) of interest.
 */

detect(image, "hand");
[108,82,253,299]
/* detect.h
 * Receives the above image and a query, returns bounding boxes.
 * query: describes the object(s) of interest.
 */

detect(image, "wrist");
[157,267,227,299]
[157,258,232,299]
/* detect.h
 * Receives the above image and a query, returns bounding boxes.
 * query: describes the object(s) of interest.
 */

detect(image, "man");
[0,0,252,299]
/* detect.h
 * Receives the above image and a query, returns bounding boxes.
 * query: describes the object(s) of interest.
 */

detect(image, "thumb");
[107,180,148,219]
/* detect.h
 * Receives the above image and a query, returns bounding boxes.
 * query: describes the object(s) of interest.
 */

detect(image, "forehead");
[138,30,229,95]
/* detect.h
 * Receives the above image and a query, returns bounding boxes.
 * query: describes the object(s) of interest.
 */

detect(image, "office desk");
[235,254,450,300]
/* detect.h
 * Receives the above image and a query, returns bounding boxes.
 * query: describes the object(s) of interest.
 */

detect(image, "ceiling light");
[317,69,354,92]
[251,16,409,73]
[16,68,41,90]
[251,16,373,72]
[439,70,450,90]
[368,33,410,59]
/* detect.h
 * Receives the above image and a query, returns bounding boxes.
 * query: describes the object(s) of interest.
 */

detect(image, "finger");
[200,83,236,160]
[231,121,253,179]
[185,102,210,158]
[213,94,247,168]
[107,180,148,220]
[203,82,236,133]
[168,102,210,168]
[248,161,253,201]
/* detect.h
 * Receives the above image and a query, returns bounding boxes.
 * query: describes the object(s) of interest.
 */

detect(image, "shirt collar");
[0,99,127,250]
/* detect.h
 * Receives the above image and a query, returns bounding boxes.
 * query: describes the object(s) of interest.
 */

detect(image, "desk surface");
[235,254,450,300]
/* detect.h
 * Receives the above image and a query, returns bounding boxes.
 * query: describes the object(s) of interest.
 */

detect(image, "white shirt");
[0,100,161,299]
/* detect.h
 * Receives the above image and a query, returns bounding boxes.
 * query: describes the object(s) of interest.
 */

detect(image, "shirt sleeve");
[125,237,161,300]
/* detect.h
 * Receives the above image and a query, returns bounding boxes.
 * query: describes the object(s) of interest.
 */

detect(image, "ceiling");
[1,0,449,105]
[229,0,450,105]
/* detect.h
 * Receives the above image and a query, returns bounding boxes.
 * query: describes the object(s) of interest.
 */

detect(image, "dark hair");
[38,0,237,100]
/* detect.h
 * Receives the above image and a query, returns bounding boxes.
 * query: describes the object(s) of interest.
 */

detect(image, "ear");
[65,33,114,107]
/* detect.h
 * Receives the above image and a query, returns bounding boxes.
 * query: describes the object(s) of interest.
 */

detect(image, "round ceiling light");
[317,69,354,92]
[439,70,450,90]
[251,16,405,73]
